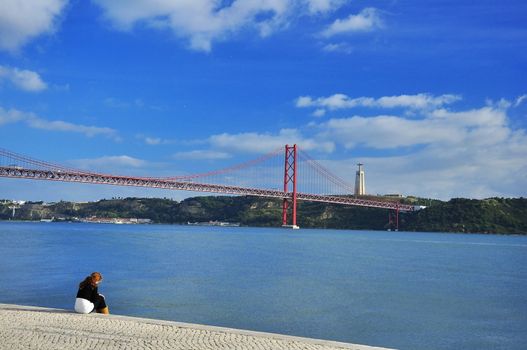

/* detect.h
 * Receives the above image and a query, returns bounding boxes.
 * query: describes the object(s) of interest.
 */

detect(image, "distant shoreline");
[1,196,526,234]
[1,219,525,236]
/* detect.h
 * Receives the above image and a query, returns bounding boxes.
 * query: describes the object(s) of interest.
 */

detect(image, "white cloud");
[145,137,162,145]
[321,7,382,37]
[0,0,67,52]
[66,155,162,177]
[376,94,461,109]
[314,103,527,199]
[173,150,232,160]
[296,96,315,108]
[0,65,47,91]
[93,0,293,52]
[72,155,147,170]
[296,93,461,114]
[0,107,26,126]
[318,106,509,149]
[304,0,344,14]
[322,42,353,54]
[208,128,335,154]
[320,115,458,149]
[312,108,326,117]
[92,0,350,52]
[514,94,527,107]
[0,106,118,139]
[136,134,175,145]
[26,117,117,138]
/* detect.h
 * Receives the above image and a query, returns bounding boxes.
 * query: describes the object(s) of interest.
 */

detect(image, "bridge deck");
[0,166,415,211]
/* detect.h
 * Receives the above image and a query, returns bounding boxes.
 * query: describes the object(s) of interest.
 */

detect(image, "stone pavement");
[0,304,394,350]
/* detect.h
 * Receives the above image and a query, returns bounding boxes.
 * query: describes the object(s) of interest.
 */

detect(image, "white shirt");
[74,298,94,314]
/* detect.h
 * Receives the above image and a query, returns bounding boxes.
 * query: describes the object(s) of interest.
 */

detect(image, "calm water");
[0,222,525,350]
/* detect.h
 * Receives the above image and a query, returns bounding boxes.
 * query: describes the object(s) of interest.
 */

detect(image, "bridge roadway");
[0,166,415,212]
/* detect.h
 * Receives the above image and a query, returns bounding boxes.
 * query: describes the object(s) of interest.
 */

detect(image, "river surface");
[0,222,525,350]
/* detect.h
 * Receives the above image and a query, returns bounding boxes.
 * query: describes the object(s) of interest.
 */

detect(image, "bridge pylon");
[282,144,299,229]
[388,206,400,231]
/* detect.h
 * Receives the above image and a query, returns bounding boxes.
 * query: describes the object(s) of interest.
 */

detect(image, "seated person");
[74,272,109,314]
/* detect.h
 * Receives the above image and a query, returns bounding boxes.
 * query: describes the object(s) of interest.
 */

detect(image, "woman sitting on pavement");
[74,272,110,314]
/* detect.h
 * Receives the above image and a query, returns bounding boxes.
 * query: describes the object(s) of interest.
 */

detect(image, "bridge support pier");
[388,206,400,231]
[282,144,299,229]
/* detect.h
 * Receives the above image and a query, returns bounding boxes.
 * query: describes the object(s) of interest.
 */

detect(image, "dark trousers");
[93,294,107,310]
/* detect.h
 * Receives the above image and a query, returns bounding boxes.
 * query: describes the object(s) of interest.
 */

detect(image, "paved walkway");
[0,304,393,350]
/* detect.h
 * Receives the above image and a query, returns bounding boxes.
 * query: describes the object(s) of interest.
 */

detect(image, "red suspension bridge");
[0,145,418,229]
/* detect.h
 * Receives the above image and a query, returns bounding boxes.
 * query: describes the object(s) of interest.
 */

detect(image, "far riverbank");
[2,196,526,234]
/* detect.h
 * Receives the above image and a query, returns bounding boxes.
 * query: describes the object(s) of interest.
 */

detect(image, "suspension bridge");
[0,145,418,229]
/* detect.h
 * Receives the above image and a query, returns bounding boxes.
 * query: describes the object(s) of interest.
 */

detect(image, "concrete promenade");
[0,303,394,350]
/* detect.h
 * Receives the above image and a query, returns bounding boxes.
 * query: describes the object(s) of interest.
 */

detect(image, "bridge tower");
[388,206,400,231]
[282,144,299,229]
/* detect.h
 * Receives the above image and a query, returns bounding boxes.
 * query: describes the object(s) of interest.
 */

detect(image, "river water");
[0,222,525,349]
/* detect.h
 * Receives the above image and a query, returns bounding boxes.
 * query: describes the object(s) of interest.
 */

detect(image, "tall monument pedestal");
[354,163,366,196]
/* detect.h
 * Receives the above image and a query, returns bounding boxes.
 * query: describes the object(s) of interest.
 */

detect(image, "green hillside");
[1,196,526,234]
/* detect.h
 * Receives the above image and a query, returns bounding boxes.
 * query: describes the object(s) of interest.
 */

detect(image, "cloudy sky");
[0,0,526,201]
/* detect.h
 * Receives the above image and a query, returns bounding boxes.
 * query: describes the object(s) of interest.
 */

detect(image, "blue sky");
[0,0,526,202]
